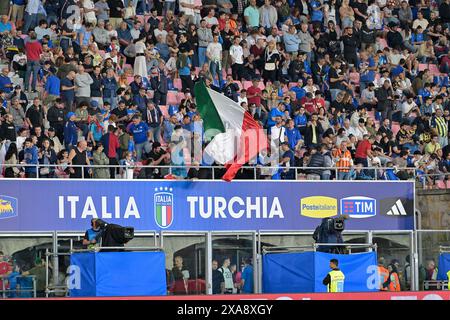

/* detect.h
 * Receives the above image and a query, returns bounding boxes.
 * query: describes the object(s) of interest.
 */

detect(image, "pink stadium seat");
[176,92,184,104]
[136,15,145,25]
[159,105,169,118]
[289,82,297,89]
[378,38,388,50]
[234,80,243,90]
[391,123,401,136]
[349,72,360,85]
[436,180,446,189]
[243,81,253,89]
[428,64,440,76]
[127,76,134,84]
[147,90,154,99]
[167,91,178,105]
[446,180,450,189]
[418,63,428,71]
[367,111,375,119]
[173,78,182,90]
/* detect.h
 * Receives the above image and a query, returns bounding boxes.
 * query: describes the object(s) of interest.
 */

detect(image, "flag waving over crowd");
[194,81,268,182]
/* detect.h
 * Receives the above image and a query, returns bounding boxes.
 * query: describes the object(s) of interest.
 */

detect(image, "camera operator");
[313,215,348,254]
[82,218,104,249]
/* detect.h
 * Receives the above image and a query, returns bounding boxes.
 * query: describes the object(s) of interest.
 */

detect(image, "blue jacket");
[102,77,118,98]
[64,120,78,146]
[283,33,301,53]
[24,146,39,173]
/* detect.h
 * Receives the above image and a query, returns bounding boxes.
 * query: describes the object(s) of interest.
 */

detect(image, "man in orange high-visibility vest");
[377,257,389,291]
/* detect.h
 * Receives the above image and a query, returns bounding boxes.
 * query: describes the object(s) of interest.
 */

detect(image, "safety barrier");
[1,163,449,188]
[0,275,37,298]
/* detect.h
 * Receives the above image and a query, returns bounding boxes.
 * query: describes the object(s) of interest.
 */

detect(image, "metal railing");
[262,243,377,254]
[2,163,448,188]
[1,275,37,298]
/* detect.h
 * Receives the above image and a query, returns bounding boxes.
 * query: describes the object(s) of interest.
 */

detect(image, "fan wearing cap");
[64,112,79,152]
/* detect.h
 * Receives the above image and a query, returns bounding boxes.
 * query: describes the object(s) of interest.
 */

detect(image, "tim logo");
[154,187,174,228]
[340,196,376,218]
[0,195,18,219]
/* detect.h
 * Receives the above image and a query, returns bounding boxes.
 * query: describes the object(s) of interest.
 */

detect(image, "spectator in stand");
[24,31,42,93]
[21,137,39,178]
[100,125,120,178]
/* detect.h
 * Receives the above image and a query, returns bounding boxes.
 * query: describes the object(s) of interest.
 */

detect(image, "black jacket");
[47,106,66,126]
[304,122,323,147]
[387,31,403,50]
[0,122,16,142]
[375,87,394,112]
[307,152,325,175]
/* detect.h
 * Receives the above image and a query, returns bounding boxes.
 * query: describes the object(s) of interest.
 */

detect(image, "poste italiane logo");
[300,196,338,218]
[154,187,174,228]
[0,195,18,219]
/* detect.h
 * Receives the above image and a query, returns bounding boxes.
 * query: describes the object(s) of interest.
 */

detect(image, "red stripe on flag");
[166,205,172,225]
[222,111,268,182]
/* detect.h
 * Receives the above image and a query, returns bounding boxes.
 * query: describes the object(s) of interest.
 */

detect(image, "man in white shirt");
[238,89,248,106]
[179,0,196,25]
[207,34,223,86]
[401,96,417,117]
[348,118,368,141]
[270,116,286,148]
[412,10,429,30]
[154,22,168,43]
[218,258,234,294]
[23,0,41,33]
[229,36,244,80]
[83,0,97,25]
[204,8,219,28]
[130,21,141,40]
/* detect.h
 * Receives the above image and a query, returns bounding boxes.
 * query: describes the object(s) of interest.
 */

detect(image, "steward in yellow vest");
[323,259,345,293]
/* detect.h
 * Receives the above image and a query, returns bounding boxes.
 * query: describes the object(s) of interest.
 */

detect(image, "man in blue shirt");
[60,71,76,112]
[43,69,60,105]
[290,79,306,100]
[280,142,295,179]
[22,138,39,178]
[359,51,376,92]
[285,119,303,150]
[311,0,324,24]
[267,103,285,128]
[82,218,103,249]
[0,67,12,93]
[64,112,78,151]
[127,114,150,161]
[0,15,12,33]
[240,258,254,294]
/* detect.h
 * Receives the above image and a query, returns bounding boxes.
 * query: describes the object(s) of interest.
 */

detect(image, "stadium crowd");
[0,0,448,184]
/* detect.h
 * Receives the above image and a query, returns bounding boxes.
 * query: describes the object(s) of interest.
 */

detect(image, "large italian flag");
[194,81,268,181]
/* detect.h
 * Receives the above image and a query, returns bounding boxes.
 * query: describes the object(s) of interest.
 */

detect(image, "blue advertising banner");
[70,251,167,297]
[437,253,450,281]
[262,252,315,293]
[313,252,378,293]
[0,179,414,231]
[262,252,378,293]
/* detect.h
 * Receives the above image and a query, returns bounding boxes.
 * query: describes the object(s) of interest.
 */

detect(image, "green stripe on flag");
[156,206,162,226]
[194,81,226,136]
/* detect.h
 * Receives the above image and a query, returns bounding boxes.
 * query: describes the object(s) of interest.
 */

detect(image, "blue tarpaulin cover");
[263,251,378,293]
[70,251,166,297]
[437,253,450,281]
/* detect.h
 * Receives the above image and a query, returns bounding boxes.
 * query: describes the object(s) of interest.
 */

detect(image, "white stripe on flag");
[396,200,407,216]
[391,204,400,216]
[387,210,393,215]
[161,206,167,227]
